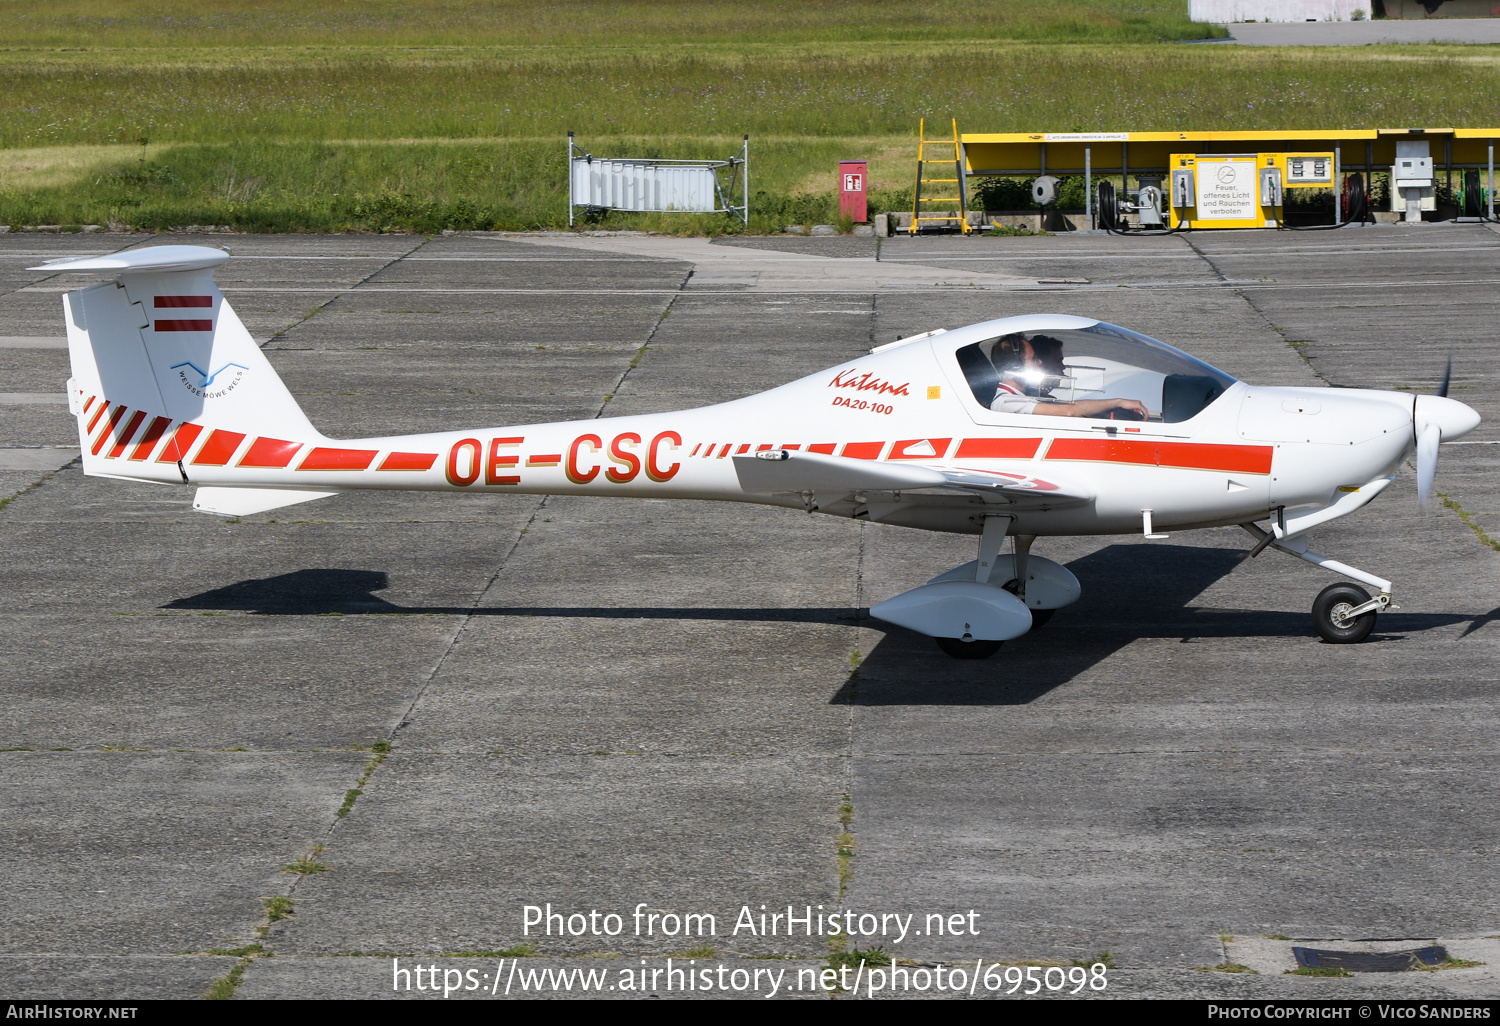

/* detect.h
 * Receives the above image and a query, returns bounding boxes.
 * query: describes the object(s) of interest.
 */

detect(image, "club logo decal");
[171,360,248,398]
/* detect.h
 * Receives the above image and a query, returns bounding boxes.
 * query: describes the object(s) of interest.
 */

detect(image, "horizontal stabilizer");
[30,246,231,275]
[193,487,338,517]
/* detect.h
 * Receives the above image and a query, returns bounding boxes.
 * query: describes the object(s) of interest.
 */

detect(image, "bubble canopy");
[950,320,1238,424]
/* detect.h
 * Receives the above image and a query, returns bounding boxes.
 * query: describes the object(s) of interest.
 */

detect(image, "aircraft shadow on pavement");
[165,548,1482,705]
[839,545,1481,706]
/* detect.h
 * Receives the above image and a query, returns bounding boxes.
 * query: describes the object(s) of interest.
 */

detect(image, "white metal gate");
[568,133,748,225]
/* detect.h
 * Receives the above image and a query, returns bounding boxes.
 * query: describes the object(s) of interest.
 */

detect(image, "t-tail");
[34,245,709,517]
[35,245,359,516]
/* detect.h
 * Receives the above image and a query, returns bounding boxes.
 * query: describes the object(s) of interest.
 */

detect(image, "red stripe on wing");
[155,320,214,332]
[154,296,213,308]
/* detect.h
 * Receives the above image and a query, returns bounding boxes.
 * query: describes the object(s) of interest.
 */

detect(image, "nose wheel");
[935,637,1003,659]
[1242,522,1391,645]
[1312,583,1378,644]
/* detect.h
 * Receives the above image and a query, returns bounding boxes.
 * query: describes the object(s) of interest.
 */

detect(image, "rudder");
[36,245,320,484]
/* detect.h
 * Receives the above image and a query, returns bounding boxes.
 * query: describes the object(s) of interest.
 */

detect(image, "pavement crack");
[595,267,690,416]
[0,456,77,517]
[1433,488,1500,553]
[1224,278,1334,387]
[262,235,432,349]
[1178,234,1231,283]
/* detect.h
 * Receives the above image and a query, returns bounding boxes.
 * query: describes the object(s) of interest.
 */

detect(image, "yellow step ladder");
[909,118,972,235]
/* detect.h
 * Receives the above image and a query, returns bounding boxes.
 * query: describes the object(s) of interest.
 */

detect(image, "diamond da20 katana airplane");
[38,245,1480,656]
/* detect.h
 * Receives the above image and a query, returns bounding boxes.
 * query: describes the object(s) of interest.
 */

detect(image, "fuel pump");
[1259,165,1283,209]
[1391,140,1435,222]
[1167,152,1333,229]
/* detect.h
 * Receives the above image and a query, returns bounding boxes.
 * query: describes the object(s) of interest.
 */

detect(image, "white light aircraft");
[37,245,1480,655]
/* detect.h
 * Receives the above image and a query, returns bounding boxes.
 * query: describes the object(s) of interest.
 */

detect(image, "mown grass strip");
[4,45,1496,151]
[0,0,1217,50]
[5,1,1498,237]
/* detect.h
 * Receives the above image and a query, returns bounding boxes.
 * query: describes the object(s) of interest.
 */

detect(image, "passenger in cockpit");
[989,334,1150,420]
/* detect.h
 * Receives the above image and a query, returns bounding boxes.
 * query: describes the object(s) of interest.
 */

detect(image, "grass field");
[0,0,1220,48]
[1,1,1498,234]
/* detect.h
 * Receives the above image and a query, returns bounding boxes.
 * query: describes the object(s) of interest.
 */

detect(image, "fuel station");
[941,127,1498,232]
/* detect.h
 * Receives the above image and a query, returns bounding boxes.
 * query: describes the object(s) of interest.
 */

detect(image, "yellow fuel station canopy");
[960,128,1499,176]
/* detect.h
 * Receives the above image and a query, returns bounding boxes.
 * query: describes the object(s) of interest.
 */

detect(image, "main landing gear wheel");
[936,637,1003,659]
[1001,579,1053,628]
[1312,582,1377,644]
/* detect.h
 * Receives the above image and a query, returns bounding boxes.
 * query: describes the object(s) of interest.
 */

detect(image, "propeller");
[1414,349,1479,512]
[1416,416,1440,511]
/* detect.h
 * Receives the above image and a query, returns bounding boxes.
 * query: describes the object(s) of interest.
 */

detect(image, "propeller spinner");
[1414,352,1481,511]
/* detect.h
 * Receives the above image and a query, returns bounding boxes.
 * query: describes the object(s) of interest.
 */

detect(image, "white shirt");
[989,380,1038,415]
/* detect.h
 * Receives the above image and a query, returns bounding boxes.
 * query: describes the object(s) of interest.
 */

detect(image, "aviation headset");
[992,333,1066,397]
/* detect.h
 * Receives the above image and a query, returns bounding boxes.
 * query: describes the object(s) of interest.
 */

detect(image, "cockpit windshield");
[954,322,1236,423]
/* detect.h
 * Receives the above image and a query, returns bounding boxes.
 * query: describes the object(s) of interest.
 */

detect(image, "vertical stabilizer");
[33,246,321,483]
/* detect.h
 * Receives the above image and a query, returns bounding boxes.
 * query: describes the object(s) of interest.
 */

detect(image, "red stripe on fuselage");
[888,437,953,460]
[238,437,303,469]
[954,437,1042,460]
[379,452,439,471]
[91,406,129,455]
[299,447,378,471]
[841,441,885,460]
[107,410,148,458]
[157,422,204,463]
[192,429,247,466]
[1045,437,1273,475]
[129,417,173,461]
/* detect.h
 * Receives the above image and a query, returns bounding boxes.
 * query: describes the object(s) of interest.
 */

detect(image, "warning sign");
[1194,159,1257,221]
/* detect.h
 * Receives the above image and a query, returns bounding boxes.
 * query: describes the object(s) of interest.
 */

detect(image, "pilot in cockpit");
[989,333,1150,420]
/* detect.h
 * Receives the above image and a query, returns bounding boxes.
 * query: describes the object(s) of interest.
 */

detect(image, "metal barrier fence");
[568,133,748,226]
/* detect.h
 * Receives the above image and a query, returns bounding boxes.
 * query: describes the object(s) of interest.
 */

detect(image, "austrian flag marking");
[154,296,215,332]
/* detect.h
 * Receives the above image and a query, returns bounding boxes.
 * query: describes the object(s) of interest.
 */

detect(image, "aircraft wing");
[733,450,1093,510]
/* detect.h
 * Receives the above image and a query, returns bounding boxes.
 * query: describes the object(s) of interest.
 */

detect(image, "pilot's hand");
[1117,399,1149,418]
